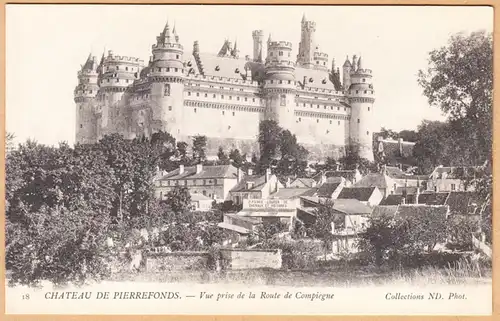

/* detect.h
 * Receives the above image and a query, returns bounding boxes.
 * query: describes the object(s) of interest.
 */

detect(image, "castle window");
[232,112,235,116]
[357,119,360,123]
[205,93,208,97]
[116,66,119,70]
[168,106,172,111]
[331,106,333,110]
[80,124,83,128]
[106,67,109,71]
[116,79,119,83]
[279,51,283,56]
[338,121,341,125]
[196,92,200,97]
[288,52,291,57]
[324,106,326,109]
[188,92,191,96]
[279,80,283,84]
[176,55,179,59]
[356,90,359,94]
[89,90,92,94]
[126,67,128,71]
[317,105,320,108]
[330,120,332,124]
[221,95,224,99]
[317,119,319,123]
[316,61,319,64]
[175,68,178,72]
[245,97,248,102]
[270,80,273,84]
[270,52,273,56]
[303,103,306,107]
[126,80,129,83]
[237,97,240,101]
[229,96,232,100]
[298,118,301,122]
[344,107,346,111]
[368,107,370,111]
[280,95,286,106]
[222,111,225,115]
[252,98,255,102]
[367,131,370,135]
[363,79,366,82]
[194,108,197,113]
[213,94,216,98]
[364,90,367,94]
[288,80,291,84]
[158,68,161,72]
[323,62,326,65]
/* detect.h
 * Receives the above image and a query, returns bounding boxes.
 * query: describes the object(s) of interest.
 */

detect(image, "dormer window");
[246,181,255,189]
[215,65,220,71]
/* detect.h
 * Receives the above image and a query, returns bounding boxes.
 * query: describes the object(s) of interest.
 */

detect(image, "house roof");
[384,166,429,180]
[445,192,483,215]
[324,170,357,181]
[396,205,449,218]
[337,187,378,202]
[430,166,482,179]
[417,192,449,205]
[374,138,415,162]
[317,182,342,198]
[230,174,269,192]
[224,213,261,224]
[270,187,317,199]
[299,197,372,215]
[217,222,250,235]
[372,205,399,217]
[159,164,239,180]
[289,177,316,188]
[190,193,213,201]
[354,173,392,189]
[395,186,420,195]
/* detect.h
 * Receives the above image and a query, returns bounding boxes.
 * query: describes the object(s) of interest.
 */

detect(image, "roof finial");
[268,33,272,43]
[357,56,363,70]
[302,13,306,22]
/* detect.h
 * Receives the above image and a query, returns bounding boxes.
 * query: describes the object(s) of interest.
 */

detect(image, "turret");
[297,15,317,69]
[252,30,264,62]
[348,57,375,161]
[342,56,352,90]
[264,40,296,131]
[148,21,185,140]
[96,50,143,139]
[74,53,99,144]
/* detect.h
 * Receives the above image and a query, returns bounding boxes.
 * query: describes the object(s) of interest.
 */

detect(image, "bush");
[263,239,322,270]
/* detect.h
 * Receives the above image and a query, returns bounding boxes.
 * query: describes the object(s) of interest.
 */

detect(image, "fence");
[472,233,492,258]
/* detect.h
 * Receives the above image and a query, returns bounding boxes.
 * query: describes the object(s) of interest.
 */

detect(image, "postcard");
[4,4,494,316]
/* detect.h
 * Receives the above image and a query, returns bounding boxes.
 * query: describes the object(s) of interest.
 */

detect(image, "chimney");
[237,167,243,182]
[415,187,420,205]
[401,197,406,205]
[196,163,203,174]
[382,164,387,175]
[336,163,341,171]
[179,164,185,174]
[286,177,291,188]
[248,168,253,176]
[265,168,271,183]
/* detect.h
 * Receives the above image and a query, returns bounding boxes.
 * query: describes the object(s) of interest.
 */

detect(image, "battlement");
[252,30,264,37]
[265,59,296,67]
[105,51,144,65]
[78,70,98,77]
[268,41,293,49]
[152,42,184,51]
[353,68,373,75]
[314,52,328,59]
[186,74,260,88]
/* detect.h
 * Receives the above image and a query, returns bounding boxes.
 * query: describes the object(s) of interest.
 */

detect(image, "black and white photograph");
[4,4,494,315]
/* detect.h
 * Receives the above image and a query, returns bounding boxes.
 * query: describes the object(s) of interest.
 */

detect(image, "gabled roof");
[445,192,483,215]
[193,53,250,79]
[190,193,213,201]
[337,187,378,202]
[295,67,339,90]
[159,165,239,180]
[299,197,372,215]
[430,166,482,179]
[396,205,449,218]
[385,166,428,180]
[317,182,342,198]
[325,170,357,181]
[372,205,399,217]
[289,177,316,188]
[354,173,392,189]
[270,187,317,199]
[230,174,269,192]
[417,192,449,205]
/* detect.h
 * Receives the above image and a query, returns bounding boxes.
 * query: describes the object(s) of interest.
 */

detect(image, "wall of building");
[220,249,282,270]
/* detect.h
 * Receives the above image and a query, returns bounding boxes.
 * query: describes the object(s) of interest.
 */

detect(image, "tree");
[257,120,282,173]
[310,201,344,258]
[176,141,189,164]
[217,146,230,165]
[150,131,177,171]
[339,141,378,175]
[418,30,492,166]
[165,186,192,214]
[192,135,207,164]
[229,148,244,168]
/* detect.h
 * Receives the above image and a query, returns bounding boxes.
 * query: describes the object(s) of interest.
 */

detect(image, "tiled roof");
[325,170,356,181]
[230,174,268,192]
[159,165,239,180]
[372,205,399,217]
[396,205,449,218]
[295,67,339,91]
[194,53,251,80]
[354,173,392,189]
[299,197,372,215]
[430,166,482,179]
[270,187,317,199]
[190,193,213,201]
[445,192,482,215]
[385,166,428,180]
[395,186,420,195]
[317,182,342,198]
[337,187,377,202]
[289,177,316,188]
[417,192,449,205]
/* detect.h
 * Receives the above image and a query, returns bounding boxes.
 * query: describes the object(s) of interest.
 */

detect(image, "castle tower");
[264,39,296,131]
[297,14,317,69]
[74,54,99,144]
[348,56,375,161]
[342,56,352,90]
[149,21,185,140]
[252,30,264,62]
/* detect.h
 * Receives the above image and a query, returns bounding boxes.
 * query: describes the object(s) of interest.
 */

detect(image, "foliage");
[446,215,478,249]
[165,186,192,214]
[263,239,322,270]
[217,146,230,165]
[339,141,378,175]
[257,120,282,172]
[417,31,492,171]
[6,205,113,287]
[229,148,244,168]
[176,141,190,164]
[192,135,208,164]
[256,220,290,242]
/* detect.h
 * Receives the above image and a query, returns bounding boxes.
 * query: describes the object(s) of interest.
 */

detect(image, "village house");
[337,186,383,206]
[229,168,283,205]
[324,168,362,186]
[154,164,241,202]
[427,165,479,192]
[315,178,346,198]
[190,193,214,212]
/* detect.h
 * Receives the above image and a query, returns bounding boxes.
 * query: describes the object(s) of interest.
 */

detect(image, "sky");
[6,5,493,146]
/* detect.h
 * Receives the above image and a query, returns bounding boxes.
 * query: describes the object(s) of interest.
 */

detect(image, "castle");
[74,15,376,161]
